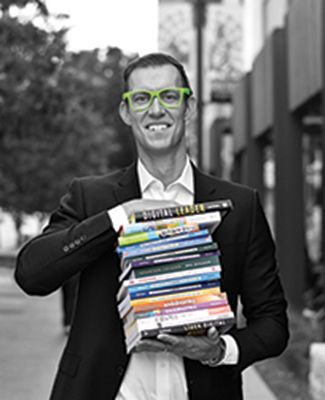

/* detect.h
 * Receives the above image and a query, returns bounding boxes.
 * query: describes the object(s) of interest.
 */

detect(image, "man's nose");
[149,96,165,115]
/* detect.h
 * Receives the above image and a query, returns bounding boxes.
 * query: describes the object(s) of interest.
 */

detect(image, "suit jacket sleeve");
[230,190,289,370]
[15,178,118,295]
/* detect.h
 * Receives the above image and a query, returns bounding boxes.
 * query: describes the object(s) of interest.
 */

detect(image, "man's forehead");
[128,64,182,90]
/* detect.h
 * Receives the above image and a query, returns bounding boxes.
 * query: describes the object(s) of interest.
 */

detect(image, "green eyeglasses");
[122,87,192,112]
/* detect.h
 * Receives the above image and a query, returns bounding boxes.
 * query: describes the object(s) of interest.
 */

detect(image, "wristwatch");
[200,337,226,367]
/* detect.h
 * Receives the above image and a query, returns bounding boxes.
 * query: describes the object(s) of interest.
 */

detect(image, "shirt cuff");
[218,334,239,365]
[107,205,129,233]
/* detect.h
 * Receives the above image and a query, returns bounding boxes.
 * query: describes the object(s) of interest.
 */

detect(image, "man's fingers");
[123,199,179,217]
[157,333,179,346]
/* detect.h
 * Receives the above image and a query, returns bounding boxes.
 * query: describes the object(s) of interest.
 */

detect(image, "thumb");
[207,327,220,340]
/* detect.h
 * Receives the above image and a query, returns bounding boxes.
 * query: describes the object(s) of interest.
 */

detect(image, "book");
[129,199,234,223]
[118,287,222,317]
[125,315,235,353]
[123,211,222,236]
[117,229,210,255]
[126,280,221,301]
[124,297,229,321]
[120,235,213,261]
[121,242,218,270]
[124,306,233,333]
[119,253,221,282]
[118,223,199,247]
[117,267,221,301]
[118,285,222,318]
[116,199,235,353]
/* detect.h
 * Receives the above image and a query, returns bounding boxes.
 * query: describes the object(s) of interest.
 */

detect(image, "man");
[15,53,289,400]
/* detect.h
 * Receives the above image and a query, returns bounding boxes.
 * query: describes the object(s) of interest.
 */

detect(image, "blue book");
[129,280,220,300]
[117,229,209,254]
[126,271,221,294]
[121,235,213,260]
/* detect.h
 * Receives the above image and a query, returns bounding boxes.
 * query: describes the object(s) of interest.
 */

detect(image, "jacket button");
[63,246,69,252]
[117,366,124,376]
[69,243,75,249]
[74,239,81,246]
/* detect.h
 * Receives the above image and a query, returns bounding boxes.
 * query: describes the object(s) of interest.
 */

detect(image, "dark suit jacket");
[15,163,289,400]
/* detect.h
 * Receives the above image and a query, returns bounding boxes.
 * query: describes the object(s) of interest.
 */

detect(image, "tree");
[0,2,136,245]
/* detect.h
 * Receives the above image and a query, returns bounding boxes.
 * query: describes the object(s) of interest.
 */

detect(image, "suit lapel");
[113,162,141,205]
[193,164,219,203]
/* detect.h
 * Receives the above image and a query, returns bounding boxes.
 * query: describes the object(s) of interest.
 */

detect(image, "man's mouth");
[146,123,171,132]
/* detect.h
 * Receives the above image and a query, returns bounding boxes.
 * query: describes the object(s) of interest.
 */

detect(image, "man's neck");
[138,151,187,188]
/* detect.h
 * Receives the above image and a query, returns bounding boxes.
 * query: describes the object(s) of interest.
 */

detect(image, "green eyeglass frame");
[122,87,192,112]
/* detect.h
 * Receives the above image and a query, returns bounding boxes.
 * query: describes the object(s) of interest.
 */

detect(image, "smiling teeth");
[148,124,168,132]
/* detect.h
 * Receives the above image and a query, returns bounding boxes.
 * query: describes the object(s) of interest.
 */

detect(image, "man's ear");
[184,96,197,123]
[119,101,132,126]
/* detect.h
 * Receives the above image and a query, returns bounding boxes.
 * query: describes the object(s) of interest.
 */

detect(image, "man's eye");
[132,93,150,104]
[161,90,180,103]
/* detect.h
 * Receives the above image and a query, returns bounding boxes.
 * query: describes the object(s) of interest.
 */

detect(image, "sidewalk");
[0,267,277,400]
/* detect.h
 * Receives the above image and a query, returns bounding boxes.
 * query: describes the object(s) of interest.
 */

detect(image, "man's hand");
[122,199,179,219]
[134,327,226,364]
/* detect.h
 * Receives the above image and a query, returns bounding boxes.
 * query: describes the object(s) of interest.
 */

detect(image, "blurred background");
[0,0,324,399]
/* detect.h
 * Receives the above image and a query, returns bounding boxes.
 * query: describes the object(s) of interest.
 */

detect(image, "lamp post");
[188,0,222,169]
[160,0,222,168]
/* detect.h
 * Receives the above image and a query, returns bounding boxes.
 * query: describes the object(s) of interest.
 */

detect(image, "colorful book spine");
[121,242,218,269]
[120,235,213,260]
[117,267,221,300]
[118,223,199,247]
[123,211,221,236]
[124,306,232,332]
[129,288,222,311]
[129,199,234,223]
[125,310,233,338]
[117,229,210,254]
[119,253,220,282]
[123,298,228,324]
[131,254,220,277]
[118,287,222,317]
[121,264,221,287]
[128,281,220,301]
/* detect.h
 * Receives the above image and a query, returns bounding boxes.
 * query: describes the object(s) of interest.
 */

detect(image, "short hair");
[123,52,192,92]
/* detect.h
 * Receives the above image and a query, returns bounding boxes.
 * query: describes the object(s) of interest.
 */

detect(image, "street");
[0,267,277,400]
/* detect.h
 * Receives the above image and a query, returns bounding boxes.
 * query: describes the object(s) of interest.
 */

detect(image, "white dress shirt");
[109,157,239,400]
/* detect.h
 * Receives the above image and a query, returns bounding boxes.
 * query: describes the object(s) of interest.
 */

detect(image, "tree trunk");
[12,211,24,248]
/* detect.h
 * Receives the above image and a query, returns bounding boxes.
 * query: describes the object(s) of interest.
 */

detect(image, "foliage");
[0,1,136,242]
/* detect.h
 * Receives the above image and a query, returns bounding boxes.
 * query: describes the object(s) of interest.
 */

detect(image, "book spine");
[117,267,221,300]
[134,299,229,318]
[122,264,221,288]
[125,316,235,353]
[130,200,234,223]
[126,311,235,335]
[118,224,199,247]
[130,288,222,310]
[121,235,213,260]
[118,287,223,317]
[129,280,220,300]
[121,242,218,269]
[131,255,220,278]
[123,212,221,236]
[118,286,225,319]
[139,316,236,338]
[117,229,209,254]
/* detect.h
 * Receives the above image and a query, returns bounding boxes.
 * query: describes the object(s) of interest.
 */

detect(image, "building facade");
[158,0,243,178]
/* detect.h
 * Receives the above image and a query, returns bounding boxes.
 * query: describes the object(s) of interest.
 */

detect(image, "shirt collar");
[137,156,194,194]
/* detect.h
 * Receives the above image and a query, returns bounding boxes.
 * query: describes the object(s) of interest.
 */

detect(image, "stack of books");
[116,200,235,353]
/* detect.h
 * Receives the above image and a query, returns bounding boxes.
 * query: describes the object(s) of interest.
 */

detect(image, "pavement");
[0,266,278,400]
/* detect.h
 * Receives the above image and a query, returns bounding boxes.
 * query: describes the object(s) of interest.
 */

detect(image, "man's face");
[119,64,196,157]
